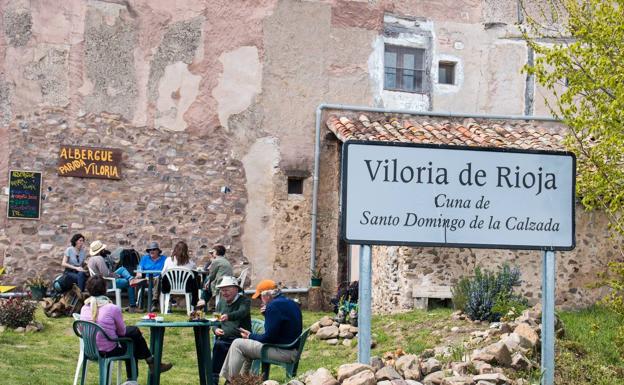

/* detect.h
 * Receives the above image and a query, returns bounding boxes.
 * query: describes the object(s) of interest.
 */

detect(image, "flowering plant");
[26,274,48,289]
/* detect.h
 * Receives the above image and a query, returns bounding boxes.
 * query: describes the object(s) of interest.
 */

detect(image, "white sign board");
[341,141,576,250]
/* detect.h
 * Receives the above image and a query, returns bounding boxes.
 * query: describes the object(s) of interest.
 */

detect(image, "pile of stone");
[292,305,552,385]
[0,320,44,333]
[310,315,360,347]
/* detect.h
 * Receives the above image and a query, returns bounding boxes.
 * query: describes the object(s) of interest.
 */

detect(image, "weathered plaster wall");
[241,137,279,283]
[154,61,201,132]
[3,108,247,284]
[213,46,262,133]
[84,4,138,119]
[432,22,527,114]
[262,0,330,161]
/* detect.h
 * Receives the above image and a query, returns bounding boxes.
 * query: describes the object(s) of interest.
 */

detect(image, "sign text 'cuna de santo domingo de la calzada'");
[57,145,122,180]
[341,141,576,250]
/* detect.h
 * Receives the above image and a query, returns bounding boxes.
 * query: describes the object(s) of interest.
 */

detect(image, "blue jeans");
[114,267,136,307]
[64,270,87,291]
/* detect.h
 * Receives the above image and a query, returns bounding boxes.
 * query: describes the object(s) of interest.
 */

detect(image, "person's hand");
[239,327,250,339]
[215,328,224,336]
[219,314,229,322]
[78,267,86,273]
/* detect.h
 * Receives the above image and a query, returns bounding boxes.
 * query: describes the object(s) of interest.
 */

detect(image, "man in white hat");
[212,276,251,384]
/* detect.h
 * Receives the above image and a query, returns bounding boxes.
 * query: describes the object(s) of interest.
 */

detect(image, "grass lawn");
[0,304,622,385]
[556,306,624,385]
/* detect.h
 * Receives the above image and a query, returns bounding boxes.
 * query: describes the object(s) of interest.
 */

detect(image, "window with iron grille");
[438,61,456,85]
[384,45,426,93]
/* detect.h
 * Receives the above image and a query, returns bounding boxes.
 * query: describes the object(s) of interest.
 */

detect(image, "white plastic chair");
[88,267,122,308]
[238,267,249,289]
[72,313,122,385]
[160,268,193,315]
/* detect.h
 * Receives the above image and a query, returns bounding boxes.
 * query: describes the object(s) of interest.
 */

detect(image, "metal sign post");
[357,244,372,364]
[541,250,556,385]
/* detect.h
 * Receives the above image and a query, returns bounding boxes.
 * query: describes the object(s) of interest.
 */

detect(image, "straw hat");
[89,240,107,256]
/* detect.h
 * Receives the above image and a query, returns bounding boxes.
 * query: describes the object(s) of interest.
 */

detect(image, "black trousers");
[212,337,235,382]
[100,326,151,379]
[161,274,200,307]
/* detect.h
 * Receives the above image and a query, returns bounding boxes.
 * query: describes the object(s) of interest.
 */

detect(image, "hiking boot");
[127,306,140,314]
[146,357,173,373]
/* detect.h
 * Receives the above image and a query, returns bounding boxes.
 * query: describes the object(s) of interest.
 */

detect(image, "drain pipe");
[310,103,559,277]
[244,288,309,296]
[0,292,29,298]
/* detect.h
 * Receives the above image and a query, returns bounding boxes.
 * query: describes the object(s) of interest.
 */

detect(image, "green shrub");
[459,264,524,322]
[596,261,624,357]
[491,291,529,321]
[0,297,37,328]
[451,276,471,311]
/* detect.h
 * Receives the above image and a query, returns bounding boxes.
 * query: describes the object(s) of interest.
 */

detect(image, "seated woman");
[160,241,199,309]
[211,276,251,384]
[80,275,172,380]
[87,240,139,313]
[61,233,88,292]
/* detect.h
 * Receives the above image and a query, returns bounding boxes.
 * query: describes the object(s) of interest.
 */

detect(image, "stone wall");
[3,108,248,285]
[371,207,624,314]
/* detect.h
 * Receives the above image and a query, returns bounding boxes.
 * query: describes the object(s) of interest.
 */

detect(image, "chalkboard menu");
[7,170,42,220]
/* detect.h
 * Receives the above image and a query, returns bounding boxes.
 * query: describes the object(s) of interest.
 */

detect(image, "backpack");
[52,273,71,294]
[120,249,140,275]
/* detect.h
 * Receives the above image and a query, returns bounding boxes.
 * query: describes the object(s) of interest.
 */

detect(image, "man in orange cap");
[252,279,278,314]
[220,279,302,382]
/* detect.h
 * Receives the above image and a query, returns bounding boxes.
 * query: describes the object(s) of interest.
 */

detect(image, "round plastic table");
[137,319,219,385]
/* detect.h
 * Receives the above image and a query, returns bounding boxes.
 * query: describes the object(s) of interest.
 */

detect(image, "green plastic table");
[137,320,219,385]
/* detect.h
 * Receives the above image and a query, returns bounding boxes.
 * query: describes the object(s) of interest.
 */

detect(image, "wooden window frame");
[384,44,426,93]
[438,61,456,85]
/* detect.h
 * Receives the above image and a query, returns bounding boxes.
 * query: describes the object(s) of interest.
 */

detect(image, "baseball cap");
[252,279,277,299]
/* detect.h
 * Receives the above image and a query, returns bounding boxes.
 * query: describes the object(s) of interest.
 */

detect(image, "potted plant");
[26,274,48,300]
[310,266,322,287]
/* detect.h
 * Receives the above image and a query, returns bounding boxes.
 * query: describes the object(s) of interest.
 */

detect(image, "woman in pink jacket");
[80,276,172,380]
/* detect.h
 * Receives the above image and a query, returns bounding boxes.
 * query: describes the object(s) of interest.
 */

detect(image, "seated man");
[135,242,168,311]
[87,240,138,312]
[211,276,251,384]
[198,244,233,310]
[220,279,302,382]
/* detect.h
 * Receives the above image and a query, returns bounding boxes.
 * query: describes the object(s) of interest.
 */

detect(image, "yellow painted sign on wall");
[58,145,122,180]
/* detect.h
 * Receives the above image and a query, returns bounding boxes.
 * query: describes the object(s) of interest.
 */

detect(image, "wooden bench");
[412,285,453,310]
